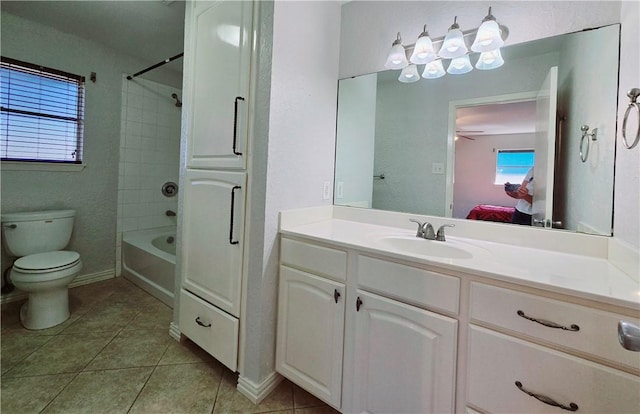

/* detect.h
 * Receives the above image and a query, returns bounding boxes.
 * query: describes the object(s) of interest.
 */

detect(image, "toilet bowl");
[10,251,82,330]
[1,210,82,330]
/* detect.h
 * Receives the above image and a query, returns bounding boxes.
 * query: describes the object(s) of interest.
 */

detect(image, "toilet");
[1,210,82,330]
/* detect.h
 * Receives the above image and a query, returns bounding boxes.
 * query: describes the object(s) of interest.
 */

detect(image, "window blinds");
[1,57,85,163]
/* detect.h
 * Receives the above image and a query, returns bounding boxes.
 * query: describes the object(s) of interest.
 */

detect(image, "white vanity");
[275,206,640,413]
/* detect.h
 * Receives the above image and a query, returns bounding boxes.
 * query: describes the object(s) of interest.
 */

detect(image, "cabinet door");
[181,169,246,317]
[352,290,458,414]
[276,266,345,409]
[184,0,252,169]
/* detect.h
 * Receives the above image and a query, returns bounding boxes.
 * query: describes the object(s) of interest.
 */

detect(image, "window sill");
[1,161,86,172]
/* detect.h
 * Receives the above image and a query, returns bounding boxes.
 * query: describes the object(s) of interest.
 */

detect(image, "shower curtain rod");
[127,52,184,80]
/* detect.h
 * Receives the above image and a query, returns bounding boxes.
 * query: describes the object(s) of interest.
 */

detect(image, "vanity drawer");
[357,255,459,314]
[281,237,347,281]
[179,289,239,371]
[470,283,640,371]
[467,326,640,414]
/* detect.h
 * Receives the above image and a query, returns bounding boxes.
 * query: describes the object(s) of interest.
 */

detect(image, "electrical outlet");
[336,181,344,199]
[432,162,445,175]
[323,181,331,200]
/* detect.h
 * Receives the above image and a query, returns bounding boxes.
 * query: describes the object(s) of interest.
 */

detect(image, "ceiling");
[1,0,186,74]
[456,100,537,137]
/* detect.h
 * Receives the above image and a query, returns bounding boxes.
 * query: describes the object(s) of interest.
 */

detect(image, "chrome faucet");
[410,220,455,241]
[436,224,455,241]
[409,219,436,240]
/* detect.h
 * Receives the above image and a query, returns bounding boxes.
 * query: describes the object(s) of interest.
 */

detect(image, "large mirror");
[334,24,619,236]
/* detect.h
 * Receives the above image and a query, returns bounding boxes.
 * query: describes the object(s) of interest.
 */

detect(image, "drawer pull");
[515,381,579,411]
[195,317,211,328]
[517,310,580,331]
[334,289,341,303]
[356,297,363,311]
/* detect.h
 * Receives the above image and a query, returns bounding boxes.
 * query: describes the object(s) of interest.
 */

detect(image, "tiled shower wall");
[116,76,182,275]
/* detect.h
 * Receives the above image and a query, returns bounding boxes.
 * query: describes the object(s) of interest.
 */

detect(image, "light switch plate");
[323,181,331,200]
[336,181,344,199]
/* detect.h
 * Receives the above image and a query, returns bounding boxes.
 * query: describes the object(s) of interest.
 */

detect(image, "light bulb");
[384,33,409,70]
[476,48,504,70]
[447,55,473,74]
[422,60,446,79]
[410,25,436,64]
[398,64,420,83]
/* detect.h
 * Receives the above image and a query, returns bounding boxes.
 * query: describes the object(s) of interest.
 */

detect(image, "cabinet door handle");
[517,310,580,331]
[195,317,211,328]
[356,297,363,311]
[233,96,245,156]
[334,289,341,303]
[229,185,241,245]
[515,381,578,411]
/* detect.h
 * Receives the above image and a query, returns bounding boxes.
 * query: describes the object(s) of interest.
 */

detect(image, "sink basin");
[376,236,473,259]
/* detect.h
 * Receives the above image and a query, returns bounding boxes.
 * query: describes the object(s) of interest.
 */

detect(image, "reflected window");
[1,57,85,164]
[495,149,534,184]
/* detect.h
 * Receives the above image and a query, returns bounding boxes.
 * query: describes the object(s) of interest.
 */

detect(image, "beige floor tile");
[213,372,294,414]
[60,301,140,334]
[1,372,76,414]
[294,406,341,414]
[42,366,153,414]
[158,337,214,365]
[129,362,224,414]
[0,331,54,375]
[123,300,173,331]
[4,332,115,377]
[84,329,172,370]
[293,385,327,409]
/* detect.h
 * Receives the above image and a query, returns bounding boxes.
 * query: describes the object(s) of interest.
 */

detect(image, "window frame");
[494,148,535,185]
[1,56,85,166]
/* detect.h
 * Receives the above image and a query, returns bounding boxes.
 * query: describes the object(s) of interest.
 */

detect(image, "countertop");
[280,218,640,311]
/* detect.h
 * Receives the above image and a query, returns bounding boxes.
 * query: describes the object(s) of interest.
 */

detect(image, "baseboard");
[0,269,115,305]
[237,371,283,404]
[169,321,181,341]
[609,237,640,283]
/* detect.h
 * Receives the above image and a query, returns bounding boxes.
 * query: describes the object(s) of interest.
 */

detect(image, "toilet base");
[20,287,70,330]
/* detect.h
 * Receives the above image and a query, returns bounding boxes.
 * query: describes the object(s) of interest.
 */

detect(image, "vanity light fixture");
[439,17,468,59]
[384,7,508,82]
[384,33,409,70]
[399,64,421,83]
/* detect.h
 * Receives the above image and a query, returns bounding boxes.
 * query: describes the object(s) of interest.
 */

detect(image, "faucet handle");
[409,219,425,238]
[436,224,455,241]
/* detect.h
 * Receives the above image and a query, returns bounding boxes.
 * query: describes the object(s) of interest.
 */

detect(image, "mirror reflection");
[334,24,619,236]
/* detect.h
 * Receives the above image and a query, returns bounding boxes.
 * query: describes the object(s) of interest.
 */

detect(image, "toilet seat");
[13,251,80,273]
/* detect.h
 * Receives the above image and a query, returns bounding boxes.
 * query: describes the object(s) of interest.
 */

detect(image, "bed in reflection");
[466,204,515,223]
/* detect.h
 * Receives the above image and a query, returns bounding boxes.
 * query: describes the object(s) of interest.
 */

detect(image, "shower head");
[171,93,182,108]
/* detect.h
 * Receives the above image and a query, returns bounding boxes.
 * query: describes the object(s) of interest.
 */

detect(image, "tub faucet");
[166,210,176,217]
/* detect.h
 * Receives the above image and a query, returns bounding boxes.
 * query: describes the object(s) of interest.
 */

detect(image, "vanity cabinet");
[351,290,457,414]
[184,0,253,170]
[467,282,640,413]
[276,238,348,408]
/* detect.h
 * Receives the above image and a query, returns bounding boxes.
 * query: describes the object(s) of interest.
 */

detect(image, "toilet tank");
[1,210,76,257]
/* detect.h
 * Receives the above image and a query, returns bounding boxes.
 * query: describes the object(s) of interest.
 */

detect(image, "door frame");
[445,91,539,217]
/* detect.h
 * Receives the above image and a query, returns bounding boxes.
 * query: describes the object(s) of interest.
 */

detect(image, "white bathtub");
[122,226,176,307]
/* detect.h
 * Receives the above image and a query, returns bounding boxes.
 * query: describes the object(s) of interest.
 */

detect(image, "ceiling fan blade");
[456,134,476,140]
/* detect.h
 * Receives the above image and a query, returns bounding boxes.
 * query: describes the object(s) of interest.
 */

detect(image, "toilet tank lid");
[1,209,76,223]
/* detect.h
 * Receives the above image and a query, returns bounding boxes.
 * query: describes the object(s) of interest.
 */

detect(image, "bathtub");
[122,226,176,307]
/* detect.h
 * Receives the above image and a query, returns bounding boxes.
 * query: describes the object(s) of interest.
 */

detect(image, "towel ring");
[579,125,597,163]
[622,88,640,149]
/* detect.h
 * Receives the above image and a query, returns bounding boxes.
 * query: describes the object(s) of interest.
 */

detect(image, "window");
[1,57,85,164]
[495,149,535,184]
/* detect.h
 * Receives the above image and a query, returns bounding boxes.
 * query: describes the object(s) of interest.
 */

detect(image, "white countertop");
[280,217,640,311]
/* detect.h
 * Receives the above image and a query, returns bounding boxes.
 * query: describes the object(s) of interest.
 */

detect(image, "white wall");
[0,11,182,281]
[339,1,621,78]
[453,133,535,219]
[335,73,377,207]
[557,25,618,235]
[116,77,182,275]
[614,1,640,249]
[241,0,342,386]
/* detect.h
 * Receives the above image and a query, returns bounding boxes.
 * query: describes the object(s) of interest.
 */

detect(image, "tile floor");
[1,277,339,414]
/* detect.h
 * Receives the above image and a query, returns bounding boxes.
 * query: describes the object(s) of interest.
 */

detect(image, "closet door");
[181,169,246,317]
[184,0,253,170]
